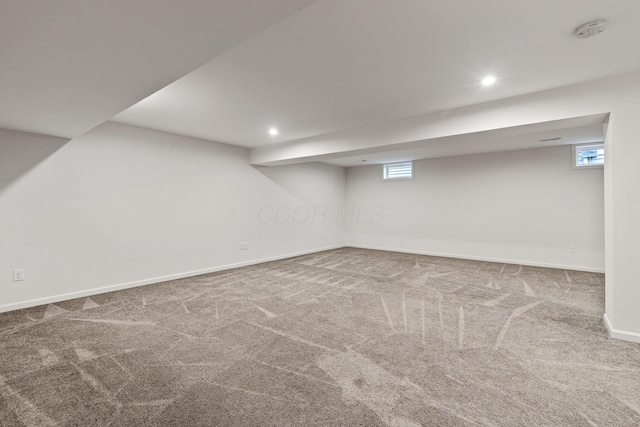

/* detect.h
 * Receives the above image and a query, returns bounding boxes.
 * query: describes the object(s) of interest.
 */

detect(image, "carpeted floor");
[1,247,639,426]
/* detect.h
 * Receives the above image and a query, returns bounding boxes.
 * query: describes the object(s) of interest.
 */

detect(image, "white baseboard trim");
[0,245,344,314]
[346,244,605,273]
[0,244,604,314]
[603,313,640,344]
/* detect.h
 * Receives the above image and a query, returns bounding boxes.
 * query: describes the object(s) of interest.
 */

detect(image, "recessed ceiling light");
[481,76,496,86]
[268,128,279,136]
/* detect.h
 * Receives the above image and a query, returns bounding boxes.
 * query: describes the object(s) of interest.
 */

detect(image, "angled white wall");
[0,123,345,312]
[345,145,604,271]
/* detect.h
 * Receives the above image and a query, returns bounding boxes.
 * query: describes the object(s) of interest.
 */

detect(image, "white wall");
[346,146,604,271]
[0,123,345,312]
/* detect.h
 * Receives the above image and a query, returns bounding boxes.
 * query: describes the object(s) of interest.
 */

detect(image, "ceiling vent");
[540,137,562,142]
[575,20,607,38]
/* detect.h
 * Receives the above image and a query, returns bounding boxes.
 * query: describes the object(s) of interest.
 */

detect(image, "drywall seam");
[0,245,344,314]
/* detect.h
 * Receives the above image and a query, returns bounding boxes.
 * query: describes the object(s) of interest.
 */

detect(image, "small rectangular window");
[573,143,604,169]
[383,161,414,180]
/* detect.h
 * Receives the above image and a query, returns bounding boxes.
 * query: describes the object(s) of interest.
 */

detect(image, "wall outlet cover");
[13,269,25,282]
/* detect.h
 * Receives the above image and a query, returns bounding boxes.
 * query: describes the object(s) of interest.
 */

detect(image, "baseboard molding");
[1,244,604,314]
[603,313,640,343]
[0,244,345,314]
[346,244,605,273]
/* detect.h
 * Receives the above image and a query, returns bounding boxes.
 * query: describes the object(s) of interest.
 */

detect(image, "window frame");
[572,142,604,169]
[382,161,414,181]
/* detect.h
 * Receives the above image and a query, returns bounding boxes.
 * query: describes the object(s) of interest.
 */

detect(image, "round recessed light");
[481,76,496,86]
[268,128,279,136]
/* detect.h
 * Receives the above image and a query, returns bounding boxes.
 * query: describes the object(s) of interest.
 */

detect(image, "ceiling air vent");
[540,137,562,142]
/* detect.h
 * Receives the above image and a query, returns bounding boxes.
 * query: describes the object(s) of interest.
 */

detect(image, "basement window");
[573,143,604,169]
[383,161,414,180]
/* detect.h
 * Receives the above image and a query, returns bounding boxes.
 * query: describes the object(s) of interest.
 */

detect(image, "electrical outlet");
[240,242,249,251]
[13,269,24,282]
[570,246,577,254]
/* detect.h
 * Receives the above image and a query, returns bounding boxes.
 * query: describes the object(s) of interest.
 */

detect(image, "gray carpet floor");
[1,248,639,426]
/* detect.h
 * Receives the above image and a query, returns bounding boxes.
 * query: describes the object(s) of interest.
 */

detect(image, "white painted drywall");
[249,74,636,165]
[345,145,604,272]
[0,123,345,311]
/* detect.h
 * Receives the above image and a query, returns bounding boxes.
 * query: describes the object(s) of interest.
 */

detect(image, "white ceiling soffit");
[320,116,607,167]
[0,0,317,138]
[114,0,640,148]
[250,114,607,167]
